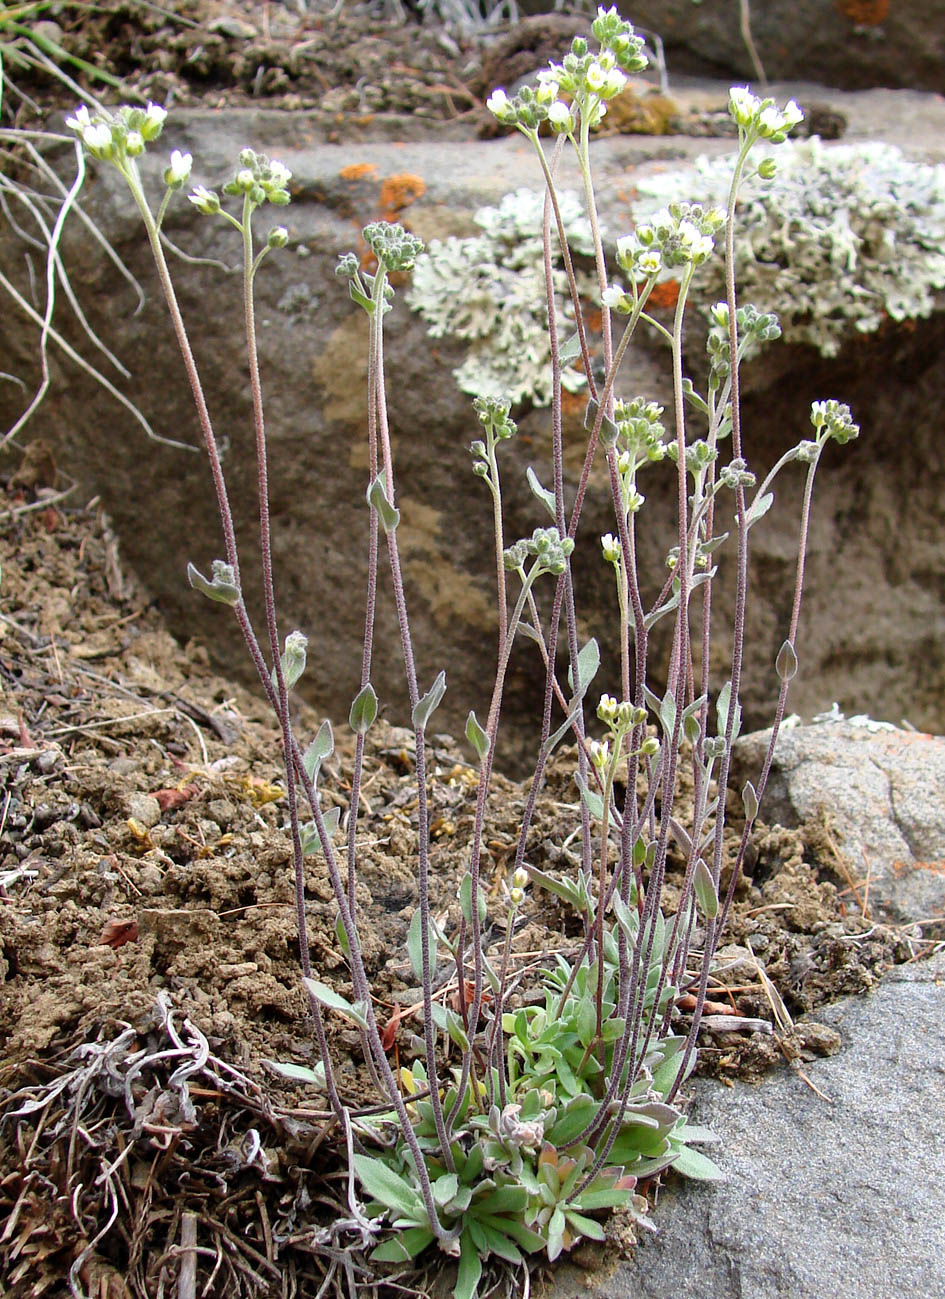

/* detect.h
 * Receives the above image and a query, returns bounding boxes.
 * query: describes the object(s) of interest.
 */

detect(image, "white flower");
[677,220,713,262]
[601,534,622,563]
[615,234,639,271]
[125,130,145,156]
[602,283,627,309]
[536,78,559,105]
[598,693,618,721]
[65,104,93,133]
[585,62,606,92]
[603,68,627,98]
[486,88,514,122]
[782,99,804,129]
[547,101,573,132]
[142,102,167,141]
[728,85,759,128]
[637,249,662,276]
[268,159,292,187]
[81,123,113,156]
[164,149,193,187]
[188,185,220,215]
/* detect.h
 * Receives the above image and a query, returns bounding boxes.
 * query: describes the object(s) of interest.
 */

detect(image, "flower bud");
[267,226,289,248]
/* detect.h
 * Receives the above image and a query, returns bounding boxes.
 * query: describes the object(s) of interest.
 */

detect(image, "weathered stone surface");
[2,90,945,764]
[576,0,945,96]
[550,954,945,1299]
[733,720,945,923]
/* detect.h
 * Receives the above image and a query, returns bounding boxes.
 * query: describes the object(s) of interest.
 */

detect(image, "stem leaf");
[303,719,334,780]
[407,906,439,983]
[776,639,798,681]
[412,669,446,731]
[465,710,490,761]
[303,977,369,1029]
[526,466,558,520]
[349,683,379,734]
[693,859,720,918]
[367,471,400,532]
[460,872,487,926]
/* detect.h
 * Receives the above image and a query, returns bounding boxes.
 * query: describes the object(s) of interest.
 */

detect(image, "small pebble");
[137,864,165,896]
[124,793,162,828]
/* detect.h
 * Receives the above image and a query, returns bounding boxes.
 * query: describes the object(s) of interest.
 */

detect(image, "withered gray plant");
[63,10,857,1298]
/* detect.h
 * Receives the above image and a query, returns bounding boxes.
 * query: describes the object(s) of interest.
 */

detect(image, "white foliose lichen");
[407,188,597,405]
[633,138,945,356]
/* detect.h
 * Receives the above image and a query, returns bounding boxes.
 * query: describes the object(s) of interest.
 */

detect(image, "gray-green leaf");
[367,472,400,532]
[187,560,240,606]
[693,859,719,918]
[412,669,446,731]
[526,466,558,520]
[302,977,369,1029]
[349,683,378,734]
[465,710,490,761]
[303,719,334,781]
[407,906,438,982]
[263,1059,326,1089]
[776,639,798,682]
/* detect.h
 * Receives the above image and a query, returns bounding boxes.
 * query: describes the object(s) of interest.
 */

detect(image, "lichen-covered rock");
[633,139,945,355]
[407,187,596,404]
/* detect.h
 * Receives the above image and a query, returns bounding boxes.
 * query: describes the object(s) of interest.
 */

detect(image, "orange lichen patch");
[891,858,945,877]
[339,162,378,181]
[835,0,889,23]
[379,172,426,219]
[646,279,681,311]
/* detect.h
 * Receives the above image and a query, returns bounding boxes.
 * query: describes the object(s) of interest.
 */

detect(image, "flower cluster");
[706,302,782,384]
[597,695,646,730]
[615,397,666,462]
[188,149,292,219]
[65,102,167,163]
[363,220,424,272]
[728,86,804,143]
[503,526,575,576]
[486,6,646,136]
[616,202,727,284]
[224,149,291,204]
[473,395,516,441]
[810,400,859,444]
[470,397,517,478]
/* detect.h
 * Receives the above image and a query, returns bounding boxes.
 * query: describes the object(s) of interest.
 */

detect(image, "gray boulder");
[597,0,945,95]
[734,719,945,923]
[551,954,945,1299]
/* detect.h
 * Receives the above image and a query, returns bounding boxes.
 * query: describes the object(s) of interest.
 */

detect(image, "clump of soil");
[0,457,912,1296]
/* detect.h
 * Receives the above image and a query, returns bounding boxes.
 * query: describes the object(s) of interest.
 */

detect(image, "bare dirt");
[5,1,769,142]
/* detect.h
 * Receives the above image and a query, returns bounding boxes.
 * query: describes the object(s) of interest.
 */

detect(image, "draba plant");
[64,9,857,1297]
